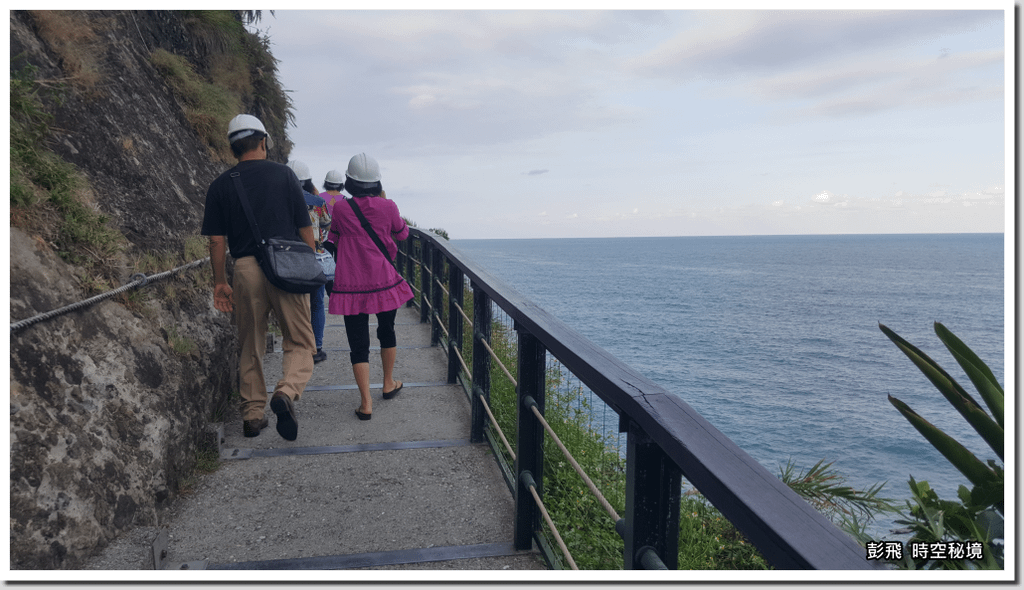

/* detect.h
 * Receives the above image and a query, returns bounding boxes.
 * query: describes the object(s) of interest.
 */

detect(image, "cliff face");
[8,10,292,569]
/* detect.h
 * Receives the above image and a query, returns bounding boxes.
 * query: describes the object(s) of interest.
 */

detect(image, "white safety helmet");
[345,153,381,183]
[227,114,274,149]
[287,160,312,181]
[324,169,346,186]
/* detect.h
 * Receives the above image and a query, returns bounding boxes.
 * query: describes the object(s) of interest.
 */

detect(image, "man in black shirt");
[201,114,315,441]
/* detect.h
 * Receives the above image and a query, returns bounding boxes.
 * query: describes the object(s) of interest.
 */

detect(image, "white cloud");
[627,11,1001,80]
[261,9,1007,239]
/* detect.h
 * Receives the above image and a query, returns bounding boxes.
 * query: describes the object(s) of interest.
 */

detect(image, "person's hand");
[214,283,234,313]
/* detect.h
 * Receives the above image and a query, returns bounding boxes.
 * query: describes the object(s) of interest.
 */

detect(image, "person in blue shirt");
[288,160,330,363]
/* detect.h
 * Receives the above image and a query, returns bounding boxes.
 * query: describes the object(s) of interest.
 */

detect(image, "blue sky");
[259,5,1011,240]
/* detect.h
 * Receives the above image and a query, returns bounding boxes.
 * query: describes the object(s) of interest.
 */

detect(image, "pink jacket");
[326,196,413,316]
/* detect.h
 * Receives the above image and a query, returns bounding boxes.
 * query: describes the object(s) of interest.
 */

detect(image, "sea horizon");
[451,230,1005,241]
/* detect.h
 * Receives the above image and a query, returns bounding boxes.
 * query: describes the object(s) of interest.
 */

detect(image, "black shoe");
[312,349,327,363]
[243,416,269,437]
[270,392,298,441]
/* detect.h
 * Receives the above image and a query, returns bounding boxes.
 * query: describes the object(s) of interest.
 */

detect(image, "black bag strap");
[230,171,265,250]
[347,198,394,266]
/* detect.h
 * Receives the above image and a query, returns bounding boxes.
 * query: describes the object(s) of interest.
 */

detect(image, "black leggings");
[343,309,398,365]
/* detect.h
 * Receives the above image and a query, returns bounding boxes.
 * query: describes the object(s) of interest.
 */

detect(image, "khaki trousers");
[233,256,315,420]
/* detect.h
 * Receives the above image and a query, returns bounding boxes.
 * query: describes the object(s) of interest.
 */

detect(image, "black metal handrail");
[396,228,881,570]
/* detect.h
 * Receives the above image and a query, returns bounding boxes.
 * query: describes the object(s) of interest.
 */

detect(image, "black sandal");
[382,381,404,400]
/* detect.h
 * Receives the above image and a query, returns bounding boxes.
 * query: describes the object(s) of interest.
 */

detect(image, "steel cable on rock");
[10,258,210,334]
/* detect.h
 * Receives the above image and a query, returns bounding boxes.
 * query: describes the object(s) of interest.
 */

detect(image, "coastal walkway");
[79,229,881,573]
[136,304,546,571]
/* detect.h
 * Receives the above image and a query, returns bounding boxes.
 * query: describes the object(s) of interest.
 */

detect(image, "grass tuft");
[10,65,124,290]
[166,325,197,356]
[178,448,221,496]
[149,49,240,163]
[28,10,104,91]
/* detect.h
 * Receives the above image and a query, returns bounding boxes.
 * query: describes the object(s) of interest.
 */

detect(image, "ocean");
[451,233,1006,541]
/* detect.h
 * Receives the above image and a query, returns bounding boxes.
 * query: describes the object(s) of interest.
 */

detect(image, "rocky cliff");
[8,10,293,569]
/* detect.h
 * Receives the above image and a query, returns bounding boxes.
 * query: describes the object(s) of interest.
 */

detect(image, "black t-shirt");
[201,159,311,259]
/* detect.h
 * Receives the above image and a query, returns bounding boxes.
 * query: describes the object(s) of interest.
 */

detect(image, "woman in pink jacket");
[326,153,414,420]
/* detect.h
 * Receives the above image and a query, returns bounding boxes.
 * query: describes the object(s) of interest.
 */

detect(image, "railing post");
[419,240,430,324]
[430,245,444,346]
[622,420,681,569]
[447,263,464,384]
[403,237,415,308]
[513,327,545,551]
[470,284,491,443]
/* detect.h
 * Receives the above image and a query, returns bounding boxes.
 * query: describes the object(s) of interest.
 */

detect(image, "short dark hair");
[323,181,344,191]
[301,179,317,195]
[346,178,382,198]
[230,133,266,158]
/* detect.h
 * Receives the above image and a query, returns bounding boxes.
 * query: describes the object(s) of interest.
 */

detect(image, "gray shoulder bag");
[231,172,327,294]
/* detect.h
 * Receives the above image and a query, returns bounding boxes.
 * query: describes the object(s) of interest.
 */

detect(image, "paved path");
[87,304,546,572]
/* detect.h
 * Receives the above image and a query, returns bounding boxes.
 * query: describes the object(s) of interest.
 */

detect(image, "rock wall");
[8,10,285,568]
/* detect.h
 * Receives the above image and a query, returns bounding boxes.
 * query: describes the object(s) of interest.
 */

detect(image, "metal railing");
[396,228,881,570]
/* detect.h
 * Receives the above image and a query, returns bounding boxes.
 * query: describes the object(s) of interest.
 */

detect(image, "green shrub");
[880,322,1004,569]
[149,12,294,162]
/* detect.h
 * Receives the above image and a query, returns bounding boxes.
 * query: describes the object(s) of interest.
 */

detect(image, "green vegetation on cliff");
[154,10,294,163]
[10,64,124,290]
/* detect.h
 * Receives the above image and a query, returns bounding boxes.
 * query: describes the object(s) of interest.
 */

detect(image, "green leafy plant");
[879,322,1003,569]
[778,458,895,540]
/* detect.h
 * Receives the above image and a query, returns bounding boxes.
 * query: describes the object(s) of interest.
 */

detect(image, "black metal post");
[430,247,444,346]
[513,328,545,551]
[447,264,464,384]
[419,241,431,324]
[470,285,491,443]
[622,419,682,569]
[403,237,415,308]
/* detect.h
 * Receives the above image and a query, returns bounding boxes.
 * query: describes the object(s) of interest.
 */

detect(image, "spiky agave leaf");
[879,323,1003,460]
[934,322,1004,428]
[888,395,999,488]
